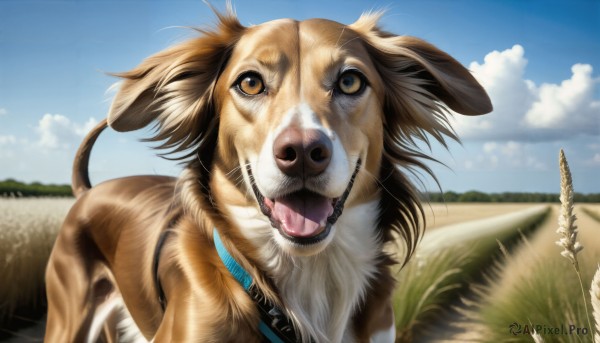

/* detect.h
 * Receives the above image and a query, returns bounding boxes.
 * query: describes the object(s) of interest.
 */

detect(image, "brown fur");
[45,8,491,343]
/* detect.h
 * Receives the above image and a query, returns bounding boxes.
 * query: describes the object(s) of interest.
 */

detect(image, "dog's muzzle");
[247,158,361,246]
[246,126,361,245]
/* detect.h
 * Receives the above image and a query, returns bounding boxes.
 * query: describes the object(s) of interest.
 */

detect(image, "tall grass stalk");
[591,266,600,343]
[393,246,471,342]
[532,329,546,343]
[556,149,592,334]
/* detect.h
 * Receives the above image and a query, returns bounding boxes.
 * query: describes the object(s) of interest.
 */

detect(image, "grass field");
[411,204,600,343]
[0,197,73,342]
[0,199,598,342]
[0,198,73,323]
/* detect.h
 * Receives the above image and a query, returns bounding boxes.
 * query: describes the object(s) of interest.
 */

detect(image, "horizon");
[0,0,598,193]
[3,178,600,197]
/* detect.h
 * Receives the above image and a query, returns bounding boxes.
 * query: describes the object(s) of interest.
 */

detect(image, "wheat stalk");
[556,149,592,335]
[556,149,583,267]
[591,265,600,343]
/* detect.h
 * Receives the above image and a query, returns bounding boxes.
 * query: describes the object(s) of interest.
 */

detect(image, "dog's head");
[108,11,491,257]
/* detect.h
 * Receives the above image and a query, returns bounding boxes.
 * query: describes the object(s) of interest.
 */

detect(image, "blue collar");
[213,228,253,290]
[213,228,297,343]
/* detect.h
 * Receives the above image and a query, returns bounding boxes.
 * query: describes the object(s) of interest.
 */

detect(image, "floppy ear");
[351,14,492,118]
[349,14,493,264]
[108,12,244,157]
[374,35,492,116]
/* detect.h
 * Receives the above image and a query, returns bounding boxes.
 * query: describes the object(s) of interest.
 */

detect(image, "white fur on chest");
[227,200,381,343]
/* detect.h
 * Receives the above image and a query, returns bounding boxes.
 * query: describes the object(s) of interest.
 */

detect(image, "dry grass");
[0,197,73,321]
[393,206,550,342]
[421,152,600,343]
[582,207,600,223]
[591,266,600,343]
[468,206,600,343]
[393,246,472,342]
[556,149,592,337]
[556,149,584,268]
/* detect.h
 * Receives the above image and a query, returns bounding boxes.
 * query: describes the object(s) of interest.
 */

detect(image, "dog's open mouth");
[247,160,361,245]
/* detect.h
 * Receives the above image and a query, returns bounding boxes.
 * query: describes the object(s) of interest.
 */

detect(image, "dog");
[44,8,491,343]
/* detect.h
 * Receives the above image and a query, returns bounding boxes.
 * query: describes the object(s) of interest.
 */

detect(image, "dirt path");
[419,205,548,253]
[423,203,541,230]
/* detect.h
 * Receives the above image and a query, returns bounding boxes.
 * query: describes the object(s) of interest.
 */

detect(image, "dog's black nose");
[273,127,332,178]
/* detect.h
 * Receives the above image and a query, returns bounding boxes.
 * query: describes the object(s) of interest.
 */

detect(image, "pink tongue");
[272,192,333,238]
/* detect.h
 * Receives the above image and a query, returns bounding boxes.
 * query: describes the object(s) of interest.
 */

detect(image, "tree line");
[423,190,600,203]
[0,179,72,197]
[1,179,599,202]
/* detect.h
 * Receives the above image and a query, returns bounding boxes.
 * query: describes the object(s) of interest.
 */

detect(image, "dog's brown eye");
[236,73,265,96]
[337,71,364,95]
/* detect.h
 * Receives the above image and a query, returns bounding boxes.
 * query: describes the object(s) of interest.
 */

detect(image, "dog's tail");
[72,118,108,198]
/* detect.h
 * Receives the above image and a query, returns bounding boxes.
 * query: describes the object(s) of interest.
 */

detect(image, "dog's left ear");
[351,15,492,117]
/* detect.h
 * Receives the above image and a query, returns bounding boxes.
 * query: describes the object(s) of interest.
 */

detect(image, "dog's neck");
[224,199,381,343]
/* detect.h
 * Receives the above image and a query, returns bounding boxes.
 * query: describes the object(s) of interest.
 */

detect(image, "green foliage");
[458,191,492,202]
[425,191,600,203]
[393,207,550,341]
[478,251,597,343]
[0,179,72,197]
[3,178,599,201]
[394,247,472,342]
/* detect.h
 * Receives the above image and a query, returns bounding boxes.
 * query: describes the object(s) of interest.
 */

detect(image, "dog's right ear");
[108,12,244,154]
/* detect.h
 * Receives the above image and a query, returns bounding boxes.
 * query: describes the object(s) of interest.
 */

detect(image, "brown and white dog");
[44,9,491,343]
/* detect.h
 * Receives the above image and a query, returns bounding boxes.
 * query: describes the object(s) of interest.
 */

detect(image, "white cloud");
[0,108,7,116]
[450,45,599,141]
[584,145,600,166]
[482,142,497,154]
[0,113,181,184]
[0,135,16,145]
[494,141,522,157]
[0,134,17,159]
[481,141,522,158]
[36,114,97,150]
[525,64,599,132]
[465,141,547,171]
[0,114,102,183]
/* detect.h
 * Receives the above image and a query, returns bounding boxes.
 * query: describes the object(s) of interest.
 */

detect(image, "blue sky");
[0,0,598,193]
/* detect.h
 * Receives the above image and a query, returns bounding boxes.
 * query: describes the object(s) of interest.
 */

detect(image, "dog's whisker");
[225,167,241,178]
[335,26,347,48]
[196,153,212,175]
[361,168,406,207]
[225,162,251,179]
[337,35,361,50]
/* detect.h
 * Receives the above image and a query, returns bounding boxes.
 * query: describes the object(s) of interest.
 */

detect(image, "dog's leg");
[352,259,397,342]
[113,301,148,343]
[87,290,148,343]
[45,215,110,342]
[369,304,396,343]
[87,288,121,343]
